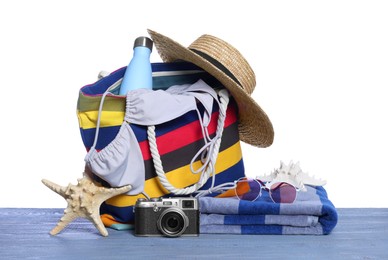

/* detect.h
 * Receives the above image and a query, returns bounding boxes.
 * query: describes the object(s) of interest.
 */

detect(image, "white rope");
[147,89,230,195]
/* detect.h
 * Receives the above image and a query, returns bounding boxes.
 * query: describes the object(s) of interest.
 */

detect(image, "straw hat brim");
[148,29,274,148]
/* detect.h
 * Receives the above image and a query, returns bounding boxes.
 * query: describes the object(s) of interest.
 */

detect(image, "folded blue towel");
[199,186,337,235]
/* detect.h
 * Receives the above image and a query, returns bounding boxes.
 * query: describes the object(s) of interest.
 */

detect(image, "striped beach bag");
[77,62,245,229]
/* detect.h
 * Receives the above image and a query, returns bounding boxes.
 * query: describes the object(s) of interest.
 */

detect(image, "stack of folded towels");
[199,162,338,235]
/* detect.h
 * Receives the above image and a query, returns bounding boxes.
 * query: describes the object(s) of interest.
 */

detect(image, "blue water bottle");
[119,36,153,95]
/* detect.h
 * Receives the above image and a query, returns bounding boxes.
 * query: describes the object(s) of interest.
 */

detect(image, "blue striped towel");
[199,186,337,235]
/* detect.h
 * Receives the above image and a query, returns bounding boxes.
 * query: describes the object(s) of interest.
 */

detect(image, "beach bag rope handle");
[147,89,230,195]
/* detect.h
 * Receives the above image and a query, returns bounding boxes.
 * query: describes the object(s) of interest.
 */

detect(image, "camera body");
[134,197,199,237]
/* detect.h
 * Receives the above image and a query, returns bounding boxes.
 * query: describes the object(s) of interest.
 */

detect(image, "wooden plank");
[0,208,387,259]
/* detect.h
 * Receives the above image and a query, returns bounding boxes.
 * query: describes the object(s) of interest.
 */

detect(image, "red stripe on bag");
[139,104,237,160]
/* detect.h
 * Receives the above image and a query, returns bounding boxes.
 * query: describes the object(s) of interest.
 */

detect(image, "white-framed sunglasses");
[234,177,299,203]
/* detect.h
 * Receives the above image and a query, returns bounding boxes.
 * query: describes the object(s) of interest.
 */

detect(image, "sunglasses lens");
[235,178,262,201]
[269,182,297,203]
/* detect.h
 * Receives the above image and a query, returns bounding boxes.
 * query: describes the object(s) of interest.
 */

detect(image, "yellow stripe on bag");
[77,110,125,129]
[105,141,242,207]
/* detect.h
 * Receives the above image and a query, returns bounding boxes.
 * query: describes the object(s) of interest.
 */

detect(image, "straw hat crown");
[189,35,256,95]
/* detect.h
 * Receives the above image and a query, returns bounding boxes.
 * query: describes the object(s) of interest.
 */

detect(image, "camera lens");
[157,208,189,237]
[166,213,181,230]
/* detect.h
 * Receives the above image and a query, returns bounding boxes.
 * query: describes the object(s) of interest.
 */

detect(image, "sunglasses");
[234,177,298,203]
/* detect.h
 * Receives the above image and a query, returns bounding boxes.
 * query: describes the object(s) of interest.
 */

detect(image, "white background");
[1,0,387,208]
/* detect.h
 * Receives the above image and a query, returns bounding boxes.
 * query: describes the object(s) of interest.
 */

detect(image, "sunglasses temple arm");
[194,181,237,197]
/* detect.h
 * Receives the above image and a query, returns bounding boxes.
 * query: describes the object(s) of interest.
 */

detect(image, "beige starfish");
[41,175,131,237]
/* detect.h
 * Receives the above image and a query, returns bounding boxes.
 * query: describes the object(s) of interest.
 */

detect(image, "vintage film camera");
[134,197,199,237]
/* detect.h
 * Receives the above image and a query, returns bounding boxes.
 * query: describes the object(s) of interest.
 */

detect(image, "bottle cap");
[133,36,153,51]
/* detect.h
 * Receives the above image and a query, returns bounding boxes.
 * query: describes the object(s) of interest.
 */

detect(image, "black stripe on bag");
[144,121,240,180]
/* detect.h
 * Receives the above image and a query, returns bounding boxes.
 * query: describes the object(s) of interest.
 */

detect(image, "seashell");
[257,161,327,192]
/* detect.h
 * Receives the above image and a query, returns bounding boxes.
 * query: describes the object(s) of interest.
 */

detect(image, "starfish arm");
[88,212,109,237]
[41,179,67,198]
[50,210,78,235]
[97,185,132,202]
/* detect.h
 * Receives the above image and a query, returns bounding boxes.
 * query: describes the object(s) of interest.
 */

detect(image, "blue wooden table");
[1,208,387,259]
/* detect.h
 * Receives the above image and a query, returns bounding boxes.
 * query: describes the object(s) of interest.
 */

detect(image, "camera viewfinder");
[182,200,194,208]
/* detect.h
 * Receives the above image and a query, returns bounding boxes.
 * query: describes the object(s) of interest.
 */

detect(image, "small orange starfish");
[41,176,131,237]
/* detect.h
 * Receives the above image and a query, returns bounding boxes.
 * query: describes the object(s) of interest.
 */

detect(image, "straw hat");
[148,29,274,148]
